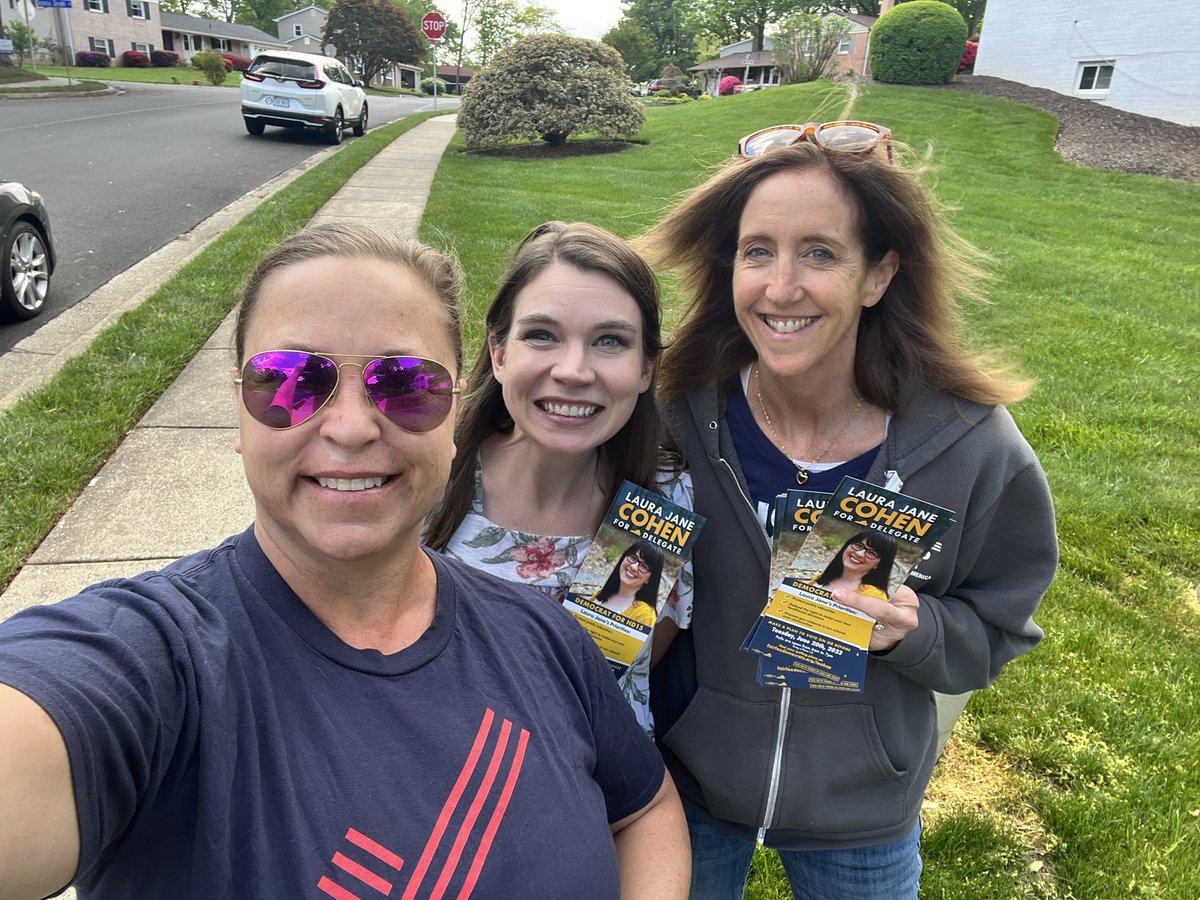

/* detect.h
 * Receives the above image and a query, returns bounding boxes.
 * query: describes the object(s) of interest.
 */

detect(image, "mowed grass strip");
[0,112,442,588]
[419,82,1199,898]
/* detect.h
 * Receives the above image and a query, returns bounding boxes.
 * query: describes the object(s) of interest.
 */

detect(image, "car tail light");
[297,79,324,89]
[243,71,264,82]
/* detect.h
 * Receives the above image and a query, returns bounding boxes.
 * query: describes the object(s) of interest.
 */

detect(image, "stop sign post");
[421,12,446,43]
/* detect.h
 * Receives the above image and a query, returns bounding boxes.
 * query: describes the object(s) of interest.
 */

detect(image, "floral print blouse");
[443,461,695,737]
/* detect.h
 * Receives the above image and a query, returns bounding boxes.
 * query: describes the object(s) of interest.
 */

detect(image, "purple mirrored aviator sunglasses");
[235,350,460,433]
[737,121,893,163]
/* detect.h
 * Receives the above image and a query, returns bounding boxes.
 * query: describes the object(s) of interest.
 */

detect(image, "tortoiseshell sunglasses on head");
[737,121,893,162]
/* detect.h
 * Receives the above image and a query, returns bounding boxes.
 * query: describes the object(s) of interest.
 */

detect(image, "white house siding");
[974,0,1199,126]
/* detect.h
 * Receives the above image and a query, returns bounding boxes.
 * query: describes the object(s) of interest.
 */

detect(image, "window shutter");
[126,0,133,16]
[101,0,109,12]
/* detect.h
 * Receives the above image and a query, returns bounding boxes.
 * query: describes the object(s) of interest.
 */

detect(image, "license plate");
[267,96,290,109]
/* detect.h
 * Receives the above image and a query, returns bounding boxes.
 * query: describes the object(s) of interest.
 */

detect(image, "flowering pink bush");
[121,50,150,67]
[220,52,251,73]
[150,49,180,67]
[75,51,111,68]
[958,41,978,74]
[718,75,742,96]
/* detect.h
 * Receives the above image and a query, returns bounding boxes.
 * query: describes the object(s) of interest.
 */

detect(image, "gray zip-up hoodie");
[654,383,1057,849]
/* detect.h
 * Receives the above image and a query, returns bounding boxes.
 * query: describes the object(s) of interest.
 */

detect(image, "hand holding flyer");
[744,477,955,691]
[565,481,705,677]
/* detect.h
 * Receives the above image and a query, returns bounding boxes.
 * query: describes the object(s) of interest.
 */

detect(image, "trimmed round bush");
[458,33,643,148]
[75,50,111,68]
[121,50,149,68]
[150,49,180,67]
[191,50,228,86]
[869,0,967,85]
[718,74,741,96]
[420,76,447,95]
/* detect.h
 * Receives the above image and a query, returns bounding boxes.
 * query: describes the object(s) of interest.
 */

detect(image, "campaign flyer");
[742,489,830,655]
[564,480,705,677]
[744,477,955,691]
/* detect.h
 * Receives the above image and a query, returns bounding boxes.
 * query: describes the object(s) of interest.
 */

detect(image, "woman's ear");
[487,331,506,384]
[861,250,900,309]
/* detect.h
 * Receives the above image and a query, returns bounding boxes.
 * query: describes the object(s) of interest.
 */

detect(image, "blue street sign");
[35,0,73,7]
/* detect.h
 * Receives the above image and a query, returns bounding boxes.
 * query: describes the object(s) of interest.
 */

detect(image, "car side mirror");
[356,80,367,88]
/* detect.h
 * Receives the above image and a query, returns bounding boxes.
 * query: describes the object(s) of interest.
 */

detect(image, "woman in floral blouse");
[424,221,692,735]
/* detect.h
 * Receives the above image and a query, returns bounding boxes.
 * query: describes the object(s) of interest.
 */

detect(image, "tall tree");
[323,0,426,82]
[623,0,698,71]
[692,0,809,52]
[473,0,560,68]
[236,0,296,35]
[602,19,657,82]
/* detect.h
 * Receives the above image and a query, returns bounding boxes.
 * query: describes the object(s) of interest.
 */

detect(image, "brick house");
[8,0,163,64]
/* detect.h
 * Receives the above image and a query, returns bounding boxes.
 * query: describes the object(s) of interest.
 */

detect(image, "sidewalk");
[0,115,458,622]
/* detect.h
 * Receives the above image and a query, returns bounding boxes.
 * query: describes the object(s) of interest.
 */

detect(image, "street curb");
[0,85,118,99]
[0,142,340,412]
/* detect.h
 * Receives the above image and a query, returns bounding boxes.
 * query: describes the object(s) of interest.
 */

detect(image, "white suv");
[240,50,368,144]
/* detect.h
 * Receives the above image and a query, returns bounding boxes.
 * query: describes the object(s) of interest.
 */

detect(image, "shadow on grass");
[463,139,644,160]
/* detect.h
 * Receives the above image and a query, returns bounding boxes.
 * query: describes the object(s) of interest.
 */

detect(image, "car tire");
[353,103,368,137]
[2,221,50,321]
[326,109,344,145]
[244,117,266,136]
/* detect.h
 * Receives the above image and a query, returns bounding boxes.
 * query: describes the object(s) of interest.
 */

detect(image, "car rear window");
[249,57,316,81]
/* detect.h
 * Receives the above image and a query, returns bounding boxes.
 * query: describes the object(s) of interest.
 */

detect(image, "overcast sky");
[535,0,625,39]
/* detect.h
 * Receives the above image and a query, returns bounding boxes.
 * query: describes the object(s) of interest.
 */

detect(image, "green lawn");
[0,78,1196,898]
[419,82,1199,899]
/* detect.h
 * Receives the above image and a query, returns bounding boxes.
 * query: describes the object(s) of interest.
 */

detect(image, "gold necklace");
[753,365,864,485]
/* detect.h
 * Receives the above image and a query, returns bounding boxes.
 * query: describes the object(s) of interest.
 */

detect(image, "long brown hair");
[424,222,665,550]
[637,142,1030,408]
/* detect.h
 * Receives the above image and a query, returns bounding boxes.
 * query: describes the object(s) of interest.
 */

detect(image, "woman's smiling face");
[842,539,881,577]
[489,262,653,461]
[619,550,652,590]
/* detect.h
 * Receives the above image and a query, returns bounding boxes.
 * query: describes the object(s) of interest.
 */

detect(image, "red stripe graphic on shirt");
[318,875,364,900]
[399,707,496,900]
[455,727,530,900]
[346,827,405,871]
[428,719,513,900]
[333,851,394,895]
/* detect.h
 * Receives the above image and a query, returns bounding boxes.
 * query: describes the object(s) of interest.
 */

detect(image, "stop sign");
[421,12,446,43]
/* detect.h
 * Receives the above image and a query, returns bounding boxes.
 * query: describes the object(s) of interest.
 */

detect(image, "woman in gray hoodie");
[638,122,1057,899]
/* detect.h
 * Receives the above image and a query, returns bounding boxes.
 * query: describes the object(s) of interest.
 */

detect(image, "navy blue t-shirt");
[724,374,878,534]
[0,529,662,899]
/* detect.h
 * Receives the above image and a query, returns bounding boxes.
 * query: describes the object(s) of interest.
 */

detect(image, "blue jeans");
[684,803,922,900]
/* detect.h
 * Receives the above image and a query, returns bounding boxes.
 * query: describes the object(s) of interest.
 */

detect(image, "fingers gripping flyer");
[565,481,705,677]
[743,477,955,691]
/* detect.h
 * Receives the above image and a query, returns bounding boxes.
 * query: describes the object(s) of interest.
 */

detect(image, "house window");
[86,0,107,12]
[293,24,303,37]
[132,41,152,54]
[1077,61,1114,95]
[211,37,230,51]
[837,34,853,54]
[127,0,147,19]
[89,36,115,56]
[181,34,198,51]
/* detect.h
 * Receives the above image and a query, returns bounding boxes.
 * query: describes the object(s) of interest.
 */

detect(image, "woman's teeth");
[764,316,815,333]
[540,402,598,418]
[316,476,387,491]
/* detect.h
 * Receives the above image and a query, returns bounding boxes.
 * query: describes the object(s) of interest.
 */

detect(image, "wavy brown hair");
[424,222,665,551]
[637,142,1030,409]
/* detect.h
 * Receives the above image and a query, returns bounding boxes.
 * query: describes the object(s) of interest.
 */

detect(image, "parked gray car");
[1,180,55,321]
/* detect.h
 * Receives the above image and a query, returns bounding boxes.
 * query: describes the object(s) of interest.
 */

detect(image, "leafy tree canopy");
[323,0,426,83]
[602,19,658,82]
[623,0,699,70]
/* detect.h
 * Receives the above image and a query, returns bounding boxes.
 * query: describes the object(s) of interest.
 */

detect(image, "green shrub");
[869,0,967,85]
[457,33,644,147]
[420,76,447,95]
[191,50,228,86]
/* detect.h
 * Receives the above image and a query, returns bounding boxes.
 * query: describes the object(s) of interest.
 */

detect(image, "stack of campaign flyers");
[743,477,955,692]
[565,481,704,678]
